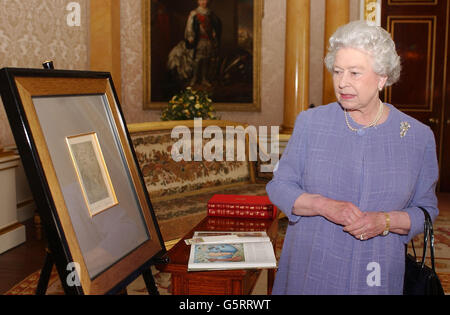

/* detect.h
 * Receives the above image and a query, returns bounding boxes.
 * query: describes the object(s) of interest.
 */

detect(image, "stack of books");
[206,217,272,232]
[207,194,277,220]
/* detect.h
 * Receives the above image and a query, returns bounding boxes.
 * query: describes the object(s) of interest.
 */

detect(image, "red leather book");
[205,216,273,232]
[207,194,277,219]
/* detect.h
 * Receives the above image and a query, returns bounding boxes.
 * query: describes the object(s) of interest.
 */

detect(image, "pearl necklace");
[345,101,384,133]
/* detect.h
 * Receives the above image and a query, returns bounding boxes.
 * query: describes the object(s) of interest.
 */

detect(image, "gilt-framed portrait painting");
[0,68,165,295]
[143,0,263,112]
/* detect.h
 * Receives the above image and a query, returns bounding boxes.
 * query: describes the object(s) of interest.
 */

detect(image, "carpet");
[5,216,450,295]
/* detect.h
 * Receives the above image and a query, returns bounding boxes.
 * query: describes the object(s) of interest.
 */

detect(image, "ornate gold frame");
[142,0,263,112]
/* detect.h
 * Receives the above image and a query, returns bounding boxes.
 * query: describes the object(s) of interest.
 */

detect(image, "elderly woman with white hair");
[266,20,439,294]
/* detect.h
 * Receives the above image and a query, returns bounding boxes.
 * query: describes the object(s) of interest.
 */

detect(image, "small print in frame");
[66,132,118,217]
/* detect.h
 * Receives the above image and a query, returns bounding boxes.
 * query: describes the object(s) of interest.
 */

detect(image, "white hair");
[324,20,401,86]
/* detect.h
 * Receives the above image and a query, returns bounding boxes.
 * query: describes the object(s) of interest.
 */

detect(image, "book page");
[187,236,277,271]
[190,231,270,244]
[243,241,276,264]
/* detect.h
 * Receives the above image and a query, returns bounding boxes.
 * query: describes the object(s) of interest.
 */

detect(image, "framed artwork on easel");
[0,68,166,295]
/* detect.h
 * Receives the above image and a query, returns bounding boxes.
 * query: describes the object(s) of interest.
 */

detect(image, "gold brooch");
[400,122,411,138]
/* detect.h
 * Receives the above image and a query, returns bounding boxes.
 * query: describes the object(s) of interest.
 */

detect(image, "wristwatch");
[382,212,390,236]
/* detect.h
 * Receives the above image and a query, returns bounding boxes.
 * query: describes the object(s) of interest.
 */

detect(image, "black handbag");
[403,207,445,295]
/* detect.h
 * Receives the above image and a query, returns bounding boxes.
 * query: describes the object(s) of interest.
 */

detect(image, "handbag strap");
[417,207,436,272]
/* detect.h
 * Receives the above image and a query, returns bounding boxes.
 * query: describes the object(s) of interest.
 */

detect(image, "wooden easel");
[36,248,169,295]
[34,61,169,295]
[29,60,168,295]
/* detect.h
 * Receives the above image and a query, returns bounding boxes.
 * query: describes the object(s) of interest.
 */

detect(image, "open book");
[187,231,277,271]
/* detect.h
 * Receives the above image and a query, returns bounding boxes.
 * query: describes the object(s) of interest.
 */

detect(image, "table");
[156,216,279,295]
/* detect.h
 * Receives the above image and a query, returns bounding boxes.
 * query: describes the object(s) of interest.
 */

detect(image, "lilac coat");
[266,102,439,295]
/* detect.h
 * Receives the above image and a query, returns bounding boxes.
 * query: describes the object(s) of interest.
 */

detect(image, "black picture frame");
[0,68,166,295]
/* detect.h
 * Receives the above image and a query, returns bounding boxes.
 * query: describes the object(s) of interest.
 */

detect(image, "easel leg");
[36,250,53,295]
[142,268,160,295]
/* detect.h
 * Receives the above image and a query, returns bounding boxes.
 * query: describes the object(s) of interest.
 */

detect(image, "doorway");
[381,0,450,192]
